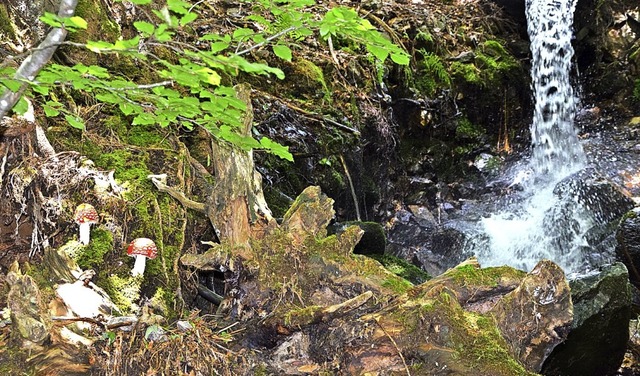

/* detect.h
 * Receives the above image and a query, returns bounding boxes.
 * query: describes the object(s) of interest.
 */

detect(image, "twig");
[0,0,79,118]
[236,26,296,56]
[196,283,224,304]
[339,154,361,221]
[375,318,411,376]
[51,315,107,328]
[323,117,360,135]
[147,173,207,213]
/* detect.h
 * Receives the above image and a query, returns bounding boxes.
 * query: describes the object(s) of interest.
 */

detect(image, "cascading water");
[472,0,595,274]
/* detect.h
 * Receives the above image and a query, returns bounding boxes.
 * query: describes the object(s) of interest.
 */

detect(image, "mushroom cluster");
[127,238,158,276]
[74,203,99,245]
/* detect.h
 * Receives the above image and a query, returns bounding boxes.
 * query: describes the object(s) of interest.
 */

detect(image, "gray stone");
[387,207,469,276]
[615,208,640,285]
[541,262,633,376]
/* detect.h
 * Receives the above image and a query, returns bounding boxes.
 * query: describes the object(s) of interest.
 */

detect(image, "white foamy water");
[474,0,591,273]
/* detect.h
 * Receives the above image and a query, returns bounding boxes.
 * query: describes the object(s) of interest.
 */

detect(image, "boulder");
[615,208,640,285]
[541,262,633,376]
[387,206,470,276]
[490,260,573,372]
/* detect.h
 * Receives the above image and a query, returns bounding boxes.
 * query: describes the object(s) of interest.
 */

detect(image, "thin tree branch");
[235,26,296,56]
[0,0,79,119]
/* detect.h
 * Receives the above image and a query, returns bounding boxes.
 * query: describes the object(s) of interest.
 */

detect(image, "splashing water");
[474,0,592,274]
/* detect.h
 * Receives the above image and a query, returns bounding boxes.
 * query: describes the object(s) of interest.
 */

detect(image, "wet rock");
[387,206,470,276]
[553,167,635,224]
[541,262,632,376]
[544,167,635,271]
[490,260,573,372]
[271,331,318,375]
[615,208,640,285]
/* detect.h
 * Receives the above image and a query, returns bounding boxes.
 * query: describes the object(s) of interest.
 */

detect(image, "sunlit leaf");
[273,44,292,62]
[65,115,85,130]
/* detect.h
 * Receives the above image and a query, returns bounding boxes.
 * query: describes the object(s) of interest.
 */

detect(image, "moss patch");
[77,227,113,270]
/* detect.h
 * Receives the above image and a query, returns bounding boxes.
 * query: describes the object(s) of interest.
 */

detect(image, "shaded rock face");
[573,0,639,111]
[542,263,633,376]
[490,260,573,372]
[386,206,470,276]
[616,208,640,285]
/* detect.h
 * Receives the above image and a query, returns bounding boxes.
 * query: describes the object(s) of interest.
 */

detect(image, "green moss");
[0,5,16,40]
[453,311,532,374]
[451,40,521,88]
[415,51,451,96]
[381,276,413,294]
[284,305,323,327]
[369,254,431,285]
[446,264,525,287]
[73,0,120,43]
[456,117,484,139]
[77,228,113,270]
[103,274,143,314]
[294,59,331,103]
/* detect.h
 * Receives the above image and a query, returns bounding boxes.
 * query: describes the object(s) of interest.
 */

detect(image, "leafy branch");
[1,0,410,162]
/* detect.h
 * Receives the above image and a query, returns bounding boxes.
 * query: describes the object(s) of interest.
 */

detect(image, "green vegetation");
[369,254,431,284]
[1,0,410,163]
[634,78,640,101]
[416,51,451,95]
[451,40,520,87]
[77,228,113,270]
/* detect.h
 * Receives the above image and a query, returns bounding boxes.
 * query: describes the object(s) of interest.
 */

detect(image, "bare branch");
[0,0,79,119]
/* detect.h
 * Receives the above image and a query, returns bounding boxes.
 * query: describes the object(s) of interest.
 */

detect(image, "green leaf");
[167,0,190,15]
[39,12,62,28]
[390,52,410,65]
[233,28,254,40]
[260,137,293,161]
[210,41,229,53]
[272,44,292,62]
[43,102,61,117]
[119,102,139,116]
[65,16,88,30]
[13,97,29,115]
[1,79,23,92]
[65,115,85,130]
[133,113,157,125]
[367,44,389,62]
[86,40,115,53]
[134,21,155,35]
[180,12,198,26]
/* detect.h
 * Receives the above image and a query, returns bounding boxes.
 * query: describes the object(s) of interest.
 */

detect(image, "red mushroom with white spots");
[127,238,158,276]
[74,203,99,245]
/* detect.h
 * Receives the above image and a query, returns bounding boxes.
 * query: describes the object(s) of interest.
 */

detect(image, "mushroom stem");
[79,223,91,245]
[131,255,147,276]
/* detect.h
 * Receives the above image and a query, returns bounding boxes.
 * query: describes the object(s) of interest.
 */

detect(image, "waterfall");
[472,0,592,274]
[527,0,585,178]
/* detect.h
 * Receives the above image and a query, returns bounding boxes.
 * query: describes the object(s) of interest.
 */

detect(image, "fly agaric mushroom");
[127,238,157,276]
[74,203,99,245]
